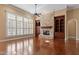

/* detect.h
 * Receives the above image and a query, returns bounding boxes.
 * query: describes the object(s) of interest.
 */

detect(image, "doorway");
[54,15,65,39]
[35,20,40,37]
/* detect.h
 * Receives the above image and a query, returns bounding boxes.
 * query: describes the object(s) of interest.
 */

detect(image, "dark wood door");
[35,20,40,37]
[54,16,65,39]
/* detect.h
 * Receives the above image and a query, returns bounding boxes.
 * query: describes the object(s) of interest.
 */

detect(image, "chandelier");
[34,4,41,17]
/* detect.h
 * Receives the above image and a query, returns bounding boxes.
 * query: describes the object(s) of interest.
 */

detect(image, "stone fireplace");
[40,26,54,39]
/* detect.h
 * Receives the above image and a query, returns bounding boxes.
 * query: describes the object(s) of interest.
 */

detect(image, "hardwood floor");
[0,37,78,55]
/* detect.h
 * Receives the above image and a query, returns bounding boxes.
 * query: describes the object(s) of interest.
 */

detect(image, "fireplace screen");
[43,30,50,35]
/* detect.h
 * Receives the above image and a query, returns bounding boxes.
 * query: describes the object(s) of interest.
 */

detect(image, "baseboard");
[68,35,76,39]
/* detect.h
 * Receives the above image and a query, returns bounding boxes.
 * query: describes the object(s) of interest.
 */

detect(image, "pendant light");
[34,4,41,17]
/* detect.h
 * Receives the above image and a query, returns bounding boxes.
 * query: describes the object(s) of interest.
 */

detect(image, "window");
[24,18,28,34]
[23,18,33,35]
[28,19,33,34]
[17,16,23,35]
[7,12,16,36]
[7,12,33,37]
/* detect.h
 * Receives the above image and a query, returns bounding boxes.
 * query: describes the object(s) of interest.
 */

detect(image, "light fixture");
[34,4,41,17]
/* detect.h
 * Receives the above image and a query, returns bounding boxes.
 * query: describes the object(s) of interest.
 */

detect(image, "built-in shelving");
[55,17,64,32]
[54,16,65,39]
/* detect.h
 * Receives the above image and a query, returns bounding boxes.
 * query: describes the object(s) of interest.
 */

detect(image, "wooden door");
[35,20,40,37]
[54,16,65,39]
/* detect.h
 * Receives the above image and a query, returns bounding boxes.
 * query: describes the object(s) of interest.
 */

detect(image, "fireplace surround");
[40,26,54,39]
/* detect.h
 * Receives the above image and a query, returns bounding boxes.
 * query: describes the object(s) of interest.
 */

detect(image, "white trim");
[67,18,76,40]
[76,19,79,40]
[0,35,33,42]
[76,19,77,40]
[68,35,76,39]
[67,19,76,40]
[65,11,67,40]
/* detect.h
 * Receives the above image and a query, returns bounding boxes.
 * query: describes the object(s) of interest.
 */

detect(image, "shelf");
[54,16,64,32]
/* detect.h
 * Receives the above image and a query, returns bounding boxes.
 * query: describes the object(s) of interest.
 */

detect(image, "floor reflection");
[0,37,33,55]
[0,37,77,55]
[76,40,79,55]
[65,39,76,55]
[54,39,65,55]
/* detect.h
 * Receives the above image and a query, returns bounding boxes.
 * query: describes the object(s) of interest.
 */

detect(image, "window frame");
[6,12,34,38]
[6,12,17,37]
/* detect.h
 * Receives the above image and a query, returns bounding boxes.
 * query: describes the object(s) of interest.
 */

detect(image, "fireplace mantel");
[41,26,52,29]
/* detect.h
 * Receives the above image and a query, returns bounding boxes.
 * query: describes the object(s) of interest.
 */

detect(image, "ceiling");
[13,4,79,14]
